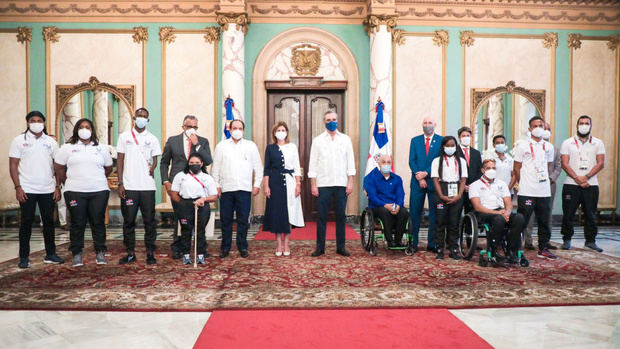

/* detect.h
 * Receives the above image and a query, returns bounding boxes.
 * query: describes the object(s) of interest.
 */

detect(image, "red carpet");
[254,221,359,240]
[194,308,492,348]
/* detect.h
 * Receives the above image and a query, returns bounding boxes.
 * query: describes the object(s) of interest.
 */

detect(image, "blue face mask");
[494,144,507,154]
[135,117,148,129]
[325,121,338,132]
[380,165,391,174]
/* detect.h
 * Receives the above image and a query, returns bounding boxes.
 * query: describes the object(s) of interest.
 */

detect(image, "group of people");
[9,107,605,269]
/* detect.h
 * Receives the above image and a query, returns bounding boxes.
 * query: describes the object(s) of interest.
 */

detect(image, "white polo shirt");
[211,138,263,193]
[492,152,514,191]
[55,142,113,192]
[430,155,468,182]
[307,131,356,187]
[469,178,510,210]
[8,132,58,194]
[513,138,554,197]
[171,172,217,199]
[116,128,162,191]
[560,135,605,186]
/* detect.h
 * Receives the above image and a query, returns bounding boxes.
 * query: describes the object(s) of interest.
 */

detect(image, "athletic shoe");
[119,254,136,265]
[561,240,571,250]
[95,251,108,265]
[146,253,157,265]
[489,255,506,268]
[505,251,520,265]
[18,257,30,269]
[44,254,64,264]
[197,254,205,264]
[183,254,191,265]
[72,253,83,267]
[585,242,603,253]
[537,248,558,260]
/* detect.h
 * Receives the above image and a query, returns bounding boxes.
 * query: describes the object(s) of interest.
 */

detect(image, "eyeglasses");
[184,125,198,130]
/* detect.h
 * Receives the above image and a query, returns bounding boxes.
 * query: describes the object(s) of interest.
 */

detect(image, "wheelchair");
[360,207,415,256]
[458,211,529,267]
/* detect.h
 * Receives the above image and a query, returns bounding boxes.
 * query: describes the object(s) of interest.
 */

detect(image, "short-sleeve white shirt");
[431,155,468,182]
[8,132,58,194]
[116,128,162,191]
[492,152,514,191]
[469,178,511,210]
[171,172,217,199]
[513,138,553,197]
[54,142,113,192]
[560,135,605,186]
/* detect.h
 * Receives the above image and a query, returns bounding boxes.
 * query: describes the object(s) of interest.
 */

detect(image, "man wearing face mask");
[456,127,483,214]
[469,159,526,266]
[211,119,263,258]
[161,115,213,259]
[308,111,356,257]
[513,116,557,260]
[9,111,64,268]
[523,122,562,250]
[559,115,606,252]
[116,108,162,265]
[363,155,408,247]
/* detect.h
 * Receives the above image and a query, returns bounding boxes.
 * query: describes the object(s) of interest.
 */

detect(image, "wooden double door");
[267,90,345,221]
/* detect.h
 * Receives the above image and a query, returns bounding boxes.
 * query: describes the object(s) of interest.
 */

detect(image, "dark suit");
[160,133,212,253]
[457,145,482,213]
[408,133,442,249]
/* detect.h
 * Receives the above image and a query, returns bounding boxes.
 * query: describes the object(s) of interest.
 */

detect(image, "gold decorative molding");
[568,33,582,49]
[132,26,148,44]
[608,34,620,50]
[542,32,558,49]
[16,26,31,43]
[216,12,249,35]
[42,26,59,43]
[364,14,398,35]
[204,26,221,43]
[459,30,474,47]
[159,26,176,43]
[249,4,365,18]
[432,29,449,47]
[290,44,321,76]
[392,29,405,45]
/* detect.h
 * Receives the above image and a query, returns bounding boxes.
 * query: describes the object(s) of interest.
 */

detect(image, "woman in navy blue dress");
[262,122,304,256]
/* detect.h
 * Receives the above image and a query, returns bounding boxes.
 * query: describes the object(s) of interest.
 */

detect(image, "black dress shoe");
[336,249,350,257]
[546,243,558,250]
[449,249,462,260]
[146,253,157,265]
[311,249,325,257]
[435,251,444,260]
[220,250,230,258]
[426,246,436,252]
[240,250,249,258]
[172,251,182,259]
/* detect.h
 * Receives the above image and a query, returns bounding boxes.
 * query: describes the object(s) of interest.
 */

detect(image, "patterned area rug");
[0,240,618,311]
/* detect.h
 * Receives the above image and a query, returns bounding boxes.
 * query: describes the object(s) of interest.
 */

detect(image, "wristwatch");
[117,181,124,186]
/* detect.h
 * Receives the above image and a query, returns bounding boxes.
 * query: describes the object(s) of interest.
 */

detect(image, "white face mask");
[275,131,287,141]
[542,130,551,140]
[444,147,456,156]
[578,124,591,135]
[231,129,243,140]
[29,122,44,134]
[460,136,471,146]
[484,169,497,180]
[135,117,148,129]
[184,128,197,137]
[78,128,92,140]
[531,127,544,138]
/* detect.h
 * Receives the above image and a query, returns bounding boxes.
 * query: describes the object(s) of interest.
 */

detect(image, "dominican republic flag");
[223,96,235,139]
[365,99,391,175]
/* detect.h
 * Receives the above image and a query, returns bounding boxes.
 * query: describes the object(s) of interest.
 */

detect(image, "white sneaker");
[72,253,83,267]
[95,251,107,265]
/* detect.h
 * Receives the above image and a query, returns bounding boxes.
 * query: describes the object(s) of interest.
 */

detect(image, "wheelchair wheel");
[520,256,530,267]
[404,216,414,256]
[360,208,375,251]
[458,212,479,260]
[369,244,378,256]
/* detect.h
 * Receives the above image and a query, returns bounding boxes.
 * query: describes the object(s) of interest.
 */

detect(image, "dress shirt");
[307,131,356,187]
[560,135,605,186]
[9,132,58,194]
[211,138,263,193]
[363,167,405,209]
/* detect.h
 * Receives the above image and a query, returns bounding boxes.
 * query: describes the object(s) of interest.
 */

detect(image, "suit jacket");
[457,145,482,186]
[409,133,443,192]
[160,133,212,184]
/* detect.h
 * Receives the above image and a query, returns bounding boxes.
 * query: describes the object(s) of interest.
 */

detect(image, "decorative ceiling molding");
[216,12,250,34]
[16,26,32,43]
[608,34,620,50]
[132,26,148,43]
[364,14,398,35]
[542,32,558,49]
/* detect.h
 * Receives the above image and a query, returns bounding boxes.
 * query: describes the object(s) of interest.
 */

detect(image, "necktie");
[464,146,470,166]
[187,138,192,158]
[425,137,430,156]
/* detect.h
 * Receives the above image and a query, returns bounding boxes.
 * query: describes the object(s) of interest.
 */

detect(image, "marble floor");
[0,225,618,348]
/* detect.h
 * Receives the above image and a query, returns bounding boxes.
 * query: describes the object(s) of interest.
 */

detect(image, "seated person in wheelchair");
[469,158,525,265]
[363,155,409,247]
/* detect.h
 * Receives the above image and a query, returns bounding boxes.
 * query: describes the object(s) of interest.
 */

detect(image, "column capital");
[216,12,250,35]
[364,14,398,36]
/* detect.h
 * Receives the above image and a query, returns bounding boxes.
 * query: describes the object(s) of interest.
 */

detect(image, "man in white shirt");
[211,119,263,258]
[513,116,557,260]
[469,159,526,266]
[116,108,162,265]
[308,111,356,257]
[560,115,606,252]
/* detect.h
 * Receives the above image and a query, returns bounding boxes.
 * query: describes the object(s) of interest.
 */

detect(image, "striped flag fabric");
[223,96,235,139]
[365,99,392,175]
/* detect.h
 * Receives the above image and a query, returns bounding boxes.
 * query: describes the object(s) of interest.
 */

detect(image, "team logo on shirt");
[125,199,134,206]
[436,203,444,209]
[525,199,532,206]
[69,200,78,207]
[71,149,80,153]
[22,143,30,147]
[180,219,188,224]
[126,140,133,144]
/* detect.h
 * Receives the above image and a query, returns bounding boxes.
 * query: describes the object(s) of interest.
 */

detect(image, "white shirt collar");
[26,131,46,140]
[423,133,434,139]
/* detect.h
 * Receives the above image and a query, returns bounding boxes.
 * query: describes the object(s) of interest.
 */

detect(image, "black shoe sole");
[311,251,325,257]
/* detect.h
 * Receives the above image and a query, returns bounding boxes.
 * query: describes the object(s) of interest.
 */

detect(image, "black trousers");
[476,212,525,254]
[433,187,463,250]
[65,190,109,255]
[316,186,347,252]
[175,199,209,255]
[517,195,551,250]
[220,190,251,252]
[561,184,599,242]
[121,190,157,253]
[371,206,409,243]
[19,192,56,258]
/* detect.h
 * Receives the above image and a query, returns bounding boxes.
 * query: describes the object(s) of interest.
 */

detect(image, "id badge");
[578,158,589,170]
[447,183,458,197]
[535,166,548,182]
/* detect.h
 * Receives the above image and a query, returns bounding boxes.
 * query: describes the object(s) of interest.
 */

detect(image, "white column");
[221,25,245,122]
[369,25,393,153]
[117,98,132,134]
[61,94,81,143]
[93,89,109,145]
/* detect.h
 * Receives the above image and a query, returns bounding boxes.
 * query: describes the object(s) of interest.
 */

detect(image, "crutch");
[193,205,198,268]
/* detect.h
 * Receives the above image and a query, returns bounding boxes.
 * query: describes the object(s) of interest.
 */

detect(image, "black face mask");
[189,164,202,174]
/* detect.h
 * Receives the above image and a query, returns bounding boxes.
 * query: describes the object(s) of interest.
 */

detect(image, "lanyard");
[480,178,491,189]
[189,173,205,189]
[529,141,546,161]
[131,130,140,145]
[444,156,457,168]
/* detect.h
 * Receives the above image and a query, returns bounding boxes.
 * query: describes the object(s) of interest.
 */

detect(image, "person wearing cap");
[116,108,162,265]
[9,111,64,268]
[559,115,606,252]
[160,115,213,259]
[169,152,218,265]
[54,118,113,267]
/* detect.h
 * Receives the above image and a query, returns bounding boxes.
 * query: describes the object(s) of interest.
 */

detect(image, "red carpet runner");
[194,308,492,348]
[254,221,359,240]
